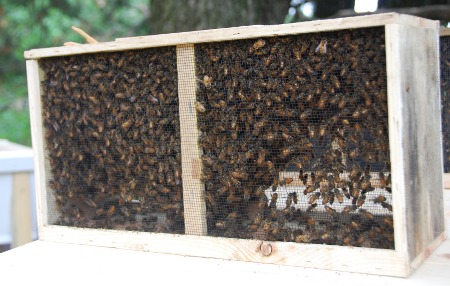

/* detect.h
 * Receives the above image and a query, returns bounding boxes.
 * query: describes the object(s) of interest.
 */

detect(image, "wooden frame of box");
[25,13,445,277]
[441,28,450,189]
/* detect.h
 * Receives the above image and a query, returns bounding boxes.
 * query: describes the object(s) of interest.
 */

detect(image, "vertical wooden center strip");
[177,44,207,236]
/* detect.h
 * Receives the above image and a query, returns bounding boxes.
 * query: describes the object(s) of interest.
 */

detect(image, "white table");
[1,189,449,286]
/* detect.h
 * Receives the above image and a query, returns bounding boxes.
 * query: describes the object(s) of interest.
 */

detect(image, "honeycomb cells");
[40,47,185,234]
[195,28,394,249]
[441,35,450,173]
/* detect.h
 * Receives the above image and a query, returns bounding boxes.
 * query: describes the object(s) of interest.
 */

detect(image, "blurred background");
[0,0,449,252]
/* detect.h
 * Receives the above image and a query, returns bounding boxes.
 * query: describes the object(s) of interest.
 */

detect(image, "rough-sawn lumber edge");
[24,13,436,59]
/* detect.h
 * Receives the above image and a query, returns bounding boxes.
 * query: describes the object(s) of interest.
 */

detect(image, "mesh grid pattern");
[38,28,395,249]
[441,36,450,173]
[40,48,185,234]
[195,28,394,249]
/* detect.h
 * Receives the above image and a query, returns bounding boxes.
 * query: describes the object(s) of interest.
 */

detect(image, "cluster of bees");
[195,27,394,249]
[40,47,185,233]
[441,36,450,173]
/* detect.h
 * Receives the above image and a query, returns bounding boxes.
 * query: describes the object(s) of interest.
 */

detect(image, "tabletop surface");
[1,189,449,286]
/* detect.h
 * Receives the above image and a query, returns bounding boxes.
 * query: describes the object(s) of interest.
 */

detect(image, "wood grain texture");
[37,225,409,277]
[386,23,444,265]
[24,13,437,59]
[176,44,207,236]
[385,24,409,257]
[26,60,49,229]
[25,16,445,278]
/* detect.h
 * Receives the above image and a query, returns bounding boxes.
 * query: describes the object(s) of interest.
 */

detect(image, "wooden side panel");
[37,225,409,277]
[27,60,49,228]
[177,44,207,236]
[385,24,409,257]
[386,23,444,265]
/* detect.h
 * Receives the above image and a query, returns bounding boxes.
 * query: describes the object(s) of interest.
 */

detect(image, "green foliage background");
[2,0,445,147]
[0,0,151,146]
[0,0,293,147]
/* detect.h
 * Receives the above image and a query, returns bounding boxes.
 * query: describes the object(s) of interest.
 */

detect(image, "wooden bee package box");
[441,28,450,189]
[25,13,445,277]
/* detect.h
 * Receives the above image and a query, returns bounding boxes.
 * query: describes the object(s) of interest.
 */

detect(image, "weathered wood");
[24,14,444,278]
[24,13,436,60]
[27,60,56,228]
[386,23,444,267]
[177,44,207,236]
[11,172,33,247]
[37,224,408,277]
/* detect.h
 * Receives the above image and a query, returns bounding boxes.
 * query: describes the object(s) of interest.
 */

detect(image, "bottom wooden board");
[2,239,450,286]
[38,225,411,277]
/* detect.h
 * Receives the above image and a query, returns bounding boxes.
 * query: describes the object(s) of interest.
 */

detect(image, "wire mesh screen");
[195,27,394,249]
[441,36,450,173]
[40,47,185,234]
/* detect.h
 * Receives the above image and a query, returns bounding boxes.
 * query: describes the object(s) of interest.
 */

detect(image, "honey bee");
[226,211,238,220]
[263,219,272,232]
[295,234,311,243]
[342,205,357,214]
[359,209,374,220]
[299,170,308,186]
[195,101,206,113]
[324,205,337,217]
[315,39,327,54]
[215,220,227,229]
[201,75,213,88]
[374,195,386,204]
[306,216,316,228]
[280,177,294,186]
[106,205,115,217]
[343,235,352,245]
[335,189,344,204]
[270,193,278,208]
[258,194,269,209]
[308,192,321,204]
[356,196,365,207]
[384,217,394,227]
[121,119,133,131]
[349,220,361,230]
[292,192,298,204]
[299,109,312,121]
[381,201,393,212]
[306,203,318,213]
[231,170,249,180]
[252,39,266,50]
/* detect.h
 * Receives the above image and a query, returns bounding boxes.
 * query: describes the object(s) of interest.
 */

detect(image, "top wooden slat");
[24,13,437,59]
